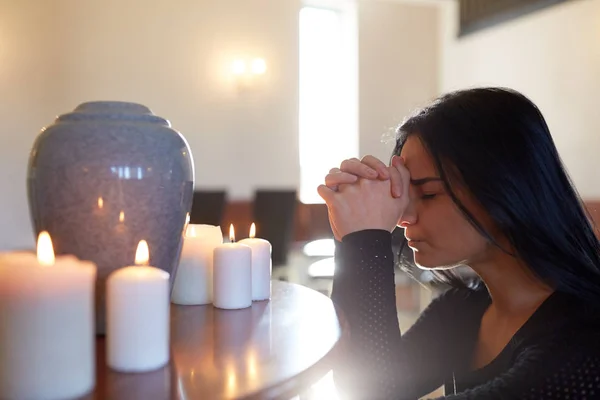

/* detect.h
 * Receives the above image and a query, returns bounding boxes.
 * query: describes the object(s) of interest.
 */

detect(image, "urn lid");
[55,101,170,126]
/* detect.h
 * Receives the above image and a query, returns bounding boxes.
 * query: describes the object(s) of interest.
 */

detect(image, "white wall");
[0,1,67,250]
[440,0,600,198]
[358,0,439,162]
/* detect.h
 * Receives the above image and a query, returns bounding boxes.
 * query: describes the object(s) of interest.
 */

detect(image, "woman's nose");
[398,194,417,227]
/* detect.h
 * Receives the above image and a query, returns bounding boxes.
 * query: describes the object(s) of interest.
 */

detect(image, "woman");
[318,88,600,399]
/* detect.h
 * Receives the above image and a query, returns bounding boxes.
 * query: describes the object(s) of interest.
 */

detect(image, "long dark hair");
[394,87,600,301]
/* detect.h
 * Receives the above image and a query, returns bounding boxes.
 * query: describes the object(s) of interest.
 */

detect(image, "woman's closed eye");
[417,187,443,201]
[410,176,444,201]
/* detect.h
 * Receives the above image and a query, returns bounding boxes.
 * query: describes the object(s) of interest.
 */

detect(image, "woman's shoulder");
[518,320,600,367]
[517,291,600,355]
[557,306,600,344]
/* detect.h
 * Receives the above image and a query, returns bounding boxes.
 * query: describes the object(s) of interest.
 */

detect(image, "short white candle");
[107,240,170,372]
[239,223,272,301]
[213,224,252,310]
[0,232,96,400]
[172,224,223,305]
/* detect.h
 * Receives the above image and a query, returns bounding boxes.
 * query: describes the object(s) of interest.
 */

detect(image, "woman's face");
[399,135,495,269]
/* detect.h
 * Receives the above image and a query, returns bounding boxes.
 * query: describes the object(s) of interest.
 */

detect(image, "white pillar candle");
[172,224,223,305]
[0,232,96,400]
[238,223,272,301]
[107,240,170,373]
[213,225,252,310]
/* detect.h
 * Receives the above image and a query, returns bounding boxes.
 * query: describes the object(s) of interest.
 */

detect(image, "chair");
[190,190,227,227]
[252,190,298,267]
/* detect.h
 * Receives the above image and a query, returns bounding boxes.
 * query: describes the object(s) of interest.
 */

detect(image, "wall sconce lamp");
[230,58,267,91]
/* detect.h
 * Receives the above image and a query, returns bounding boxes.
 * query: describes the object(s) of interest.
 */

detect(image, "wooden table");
[89,281,341,399]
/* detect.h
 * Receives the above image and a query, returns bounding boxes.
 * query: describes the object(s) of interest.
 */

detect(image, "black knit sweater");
[331,229,600,399]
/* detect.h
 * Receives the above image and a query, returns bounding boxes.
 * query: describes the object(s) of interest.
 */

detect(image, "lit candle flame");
[98,197,104,209]
[37,231,55,266]
[229,224,236,243]
[135,240,149,265]
[119,210,125,223]
[249,223,256,239]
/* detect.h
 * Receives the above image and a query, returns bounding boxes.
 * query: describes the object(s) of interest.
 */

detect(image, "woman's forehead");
[400,136,438,177]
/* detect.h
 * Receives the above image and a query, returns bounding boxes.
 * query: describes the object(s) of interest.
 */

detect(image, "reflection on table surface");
[91,281,341,400]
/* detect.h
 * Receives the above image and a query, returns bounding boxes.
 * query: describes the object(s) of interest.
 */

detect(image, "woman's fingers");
[391,155,410,196]
[325,171,358,189]
[317,184,336,203]
[336,155,391,181]
[360,155,389,179]
[387,162,404,198]
[340,158,378,179]
[324,154,393,195]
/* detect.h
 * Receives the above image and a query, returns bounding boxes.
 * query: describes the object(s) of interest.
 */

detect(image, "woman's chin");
[413,254,437,270]
[414,254,461,270]
[416,262,441,270]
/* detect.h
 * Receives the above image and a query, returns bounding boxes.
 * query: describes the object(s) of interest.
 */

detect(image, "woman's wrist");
[341,229,392,244]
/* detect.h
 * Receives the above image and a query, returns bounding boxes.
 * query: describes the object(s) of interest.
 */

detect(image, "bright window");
[299,3,358,204]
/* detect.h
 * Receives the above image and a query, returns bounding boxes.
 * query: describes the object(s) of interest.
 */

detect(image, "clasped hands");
[317,155,411,241]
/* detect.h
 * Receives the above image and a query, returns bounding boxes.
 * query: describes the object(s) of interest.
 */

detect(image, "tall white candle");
[172,224,223,305]
[239,223,272,301]
[107,240,170,372]
[0,232,96,400]
[213,225,252,310]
